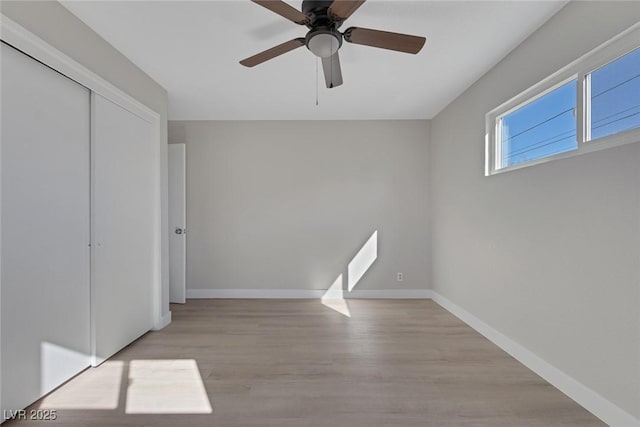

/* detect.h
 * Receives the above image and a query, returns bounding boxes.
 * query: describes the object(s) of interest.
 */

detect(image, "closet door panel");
[92,94,156,365]
[1,43,91,417]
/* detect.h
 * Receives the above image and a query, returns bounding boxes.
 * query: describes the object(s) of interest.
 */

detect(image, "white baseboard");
[348,289,433,299]
[186,288,432,299]
[187,289,325,299]
[152,311,172,330]
[430,291,639,427]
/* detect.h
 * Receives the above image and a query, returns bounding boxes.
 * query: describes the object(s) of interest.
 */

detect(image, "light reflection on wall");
[321,230,378,317]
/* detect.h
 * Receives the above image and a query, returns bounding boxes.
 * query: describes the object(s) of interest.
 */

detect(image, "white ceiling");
[61,0,567,120]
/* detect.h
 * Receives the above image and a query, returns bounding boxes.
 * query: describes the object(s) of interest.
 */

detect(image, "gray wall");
[429,1,640,419]
[169,120,430,294]
[1,1,171,318]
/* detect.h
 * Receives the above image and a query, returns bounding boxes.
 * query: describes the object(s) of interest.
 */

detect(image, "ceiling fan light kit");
[241,0,426,88]
[306,29,342,58]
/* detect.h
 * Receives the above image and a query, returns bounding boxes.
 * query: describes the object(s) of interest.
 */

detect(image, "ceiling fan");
[240,0,426,88]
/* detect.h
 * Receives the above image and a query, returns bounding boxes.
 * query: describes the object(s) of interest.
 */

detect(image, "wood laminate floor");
[7,299,603,426]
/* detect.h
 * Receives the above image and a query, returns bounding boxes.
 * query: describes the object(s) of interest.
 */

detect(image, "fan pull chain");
[330,51,333,88]
[315,56,319,106]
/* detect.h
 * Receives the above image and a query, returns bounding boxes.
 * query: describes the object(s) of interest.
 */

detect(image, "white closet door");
[1,43,91,416]
[91,93,158,365]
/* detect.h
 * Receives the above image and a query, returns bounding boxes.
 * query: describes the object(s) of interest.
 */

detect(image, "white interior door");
[91,93,159,365]
[169,144,186,304]
[1,42,91,417]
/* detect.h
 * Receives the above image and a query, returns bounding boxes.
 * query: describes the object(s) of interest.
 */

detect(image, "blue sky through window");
[500,47,640,169]
[502,80,577,167]
[591,47,640,140]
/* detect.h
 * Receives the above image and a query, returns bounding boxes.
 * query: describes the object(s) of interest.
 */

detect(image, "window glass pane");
[590,47,640,140]
[500,80,577,168]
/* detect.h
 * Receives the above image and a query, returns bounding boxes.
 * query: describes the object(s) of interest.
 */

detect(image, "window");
[500,79,577,168]
[588,47,640,141]
[486,24,640,175]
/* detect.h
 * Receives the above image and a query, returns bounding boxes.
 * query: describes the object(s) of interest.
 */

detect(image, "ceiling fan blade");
[251,0,309,25]
[321,52,343,89]
[328,0,366,20]
[240,38,305,67]
[344,27,426,54]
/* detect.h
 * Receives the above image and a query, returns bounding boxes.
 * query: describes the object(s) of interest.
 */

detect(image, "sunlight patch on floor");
[125,359,212,414]
[321,298,352,317]
[321,274,351,317]
[39,360,123,410]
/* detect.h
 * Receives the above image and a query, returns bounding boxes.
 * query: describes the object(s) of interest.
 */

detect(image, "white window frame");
[486,22,640,176]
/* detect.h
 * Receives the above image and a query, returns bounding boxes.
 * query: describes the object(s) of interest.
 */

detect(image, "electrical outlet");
[397,272,403,282]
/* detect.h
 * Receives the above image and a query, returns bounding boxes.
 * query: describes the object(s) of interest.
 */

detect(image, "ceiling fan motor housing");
[301,0,344,27]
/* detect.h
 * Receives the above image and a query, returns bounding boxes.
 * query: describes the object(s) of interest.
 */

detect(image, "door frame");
[169,143,187,304]
[0,14,166,339]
